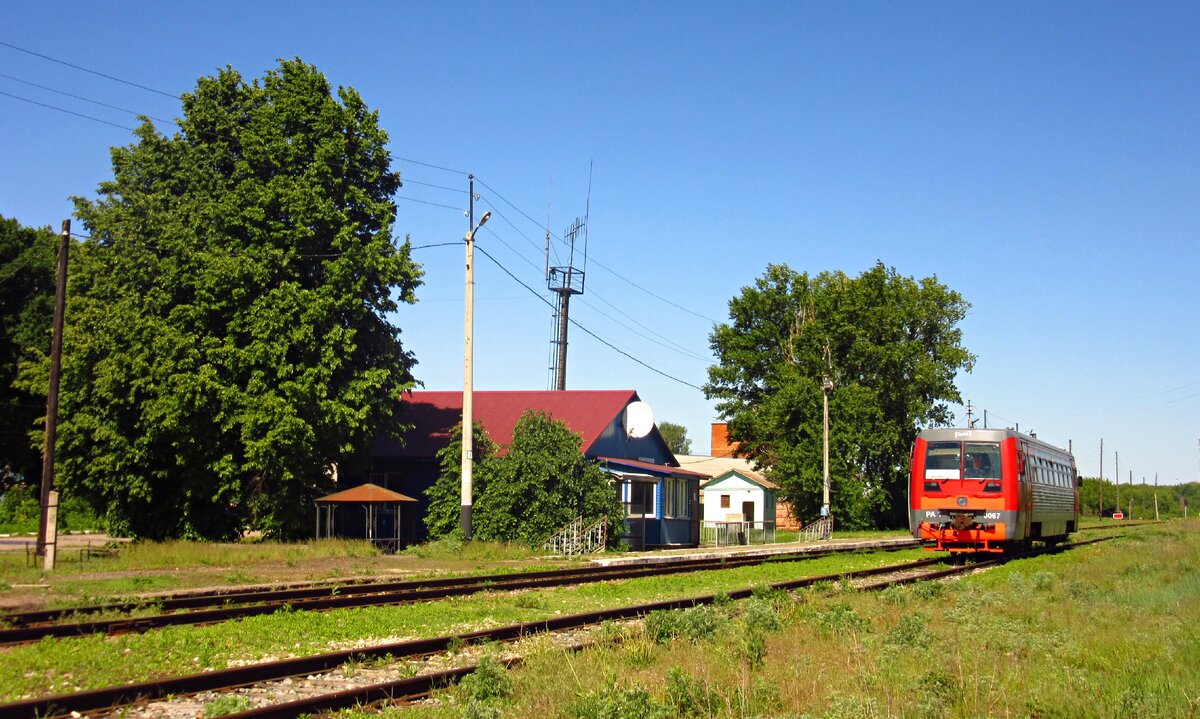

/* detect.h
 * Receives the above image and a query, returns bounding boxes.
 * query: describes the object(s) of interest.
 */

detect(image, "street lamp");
[821,375,834,517]
[461,173,490,540]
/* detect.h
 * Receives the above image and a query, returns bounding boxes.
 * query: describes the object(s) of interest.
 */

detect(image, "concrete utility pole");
[1115,451,1120,516]
[821,375,834,517]
[460,176,490,540]
[37,220,70,566]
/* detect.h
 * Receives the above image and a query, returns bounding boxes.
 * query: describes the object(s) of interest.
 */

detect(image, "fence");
[700,520,776,547]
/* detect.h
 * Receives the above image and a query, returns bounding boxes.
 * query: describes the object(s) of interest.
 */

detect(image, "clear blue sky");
[3,2,1198,487]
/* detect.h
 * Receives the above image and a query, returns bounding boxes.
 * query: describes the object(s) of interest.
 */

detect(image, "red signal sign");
[1112,511,1125,520]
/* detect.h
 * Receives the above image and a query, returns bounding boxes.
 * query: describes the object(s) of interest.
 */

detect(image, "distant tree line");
[1080,478,1199,520]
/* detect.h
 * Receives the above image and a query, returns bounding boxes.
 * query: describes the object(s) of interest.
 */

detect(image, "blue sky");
[3,2,1198,487]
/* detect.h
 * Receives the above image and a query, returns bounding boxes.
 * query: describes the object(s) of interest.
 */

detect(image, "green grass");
[380,520,1200,718]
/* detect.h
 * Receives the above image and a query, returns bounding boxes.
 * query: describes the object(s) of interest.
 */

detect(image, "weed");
[461,699,502,719]
[446,637,466,654]
[203,695,252,717]
[570,679,671,719]
[460,656,513,703]
[735,624,768,668]
[741,597,782,633]
[511,593,544,610]
[885,613,932,646]
[811,601,870,635]
[643,609,682,643]
[664,666,723,717]
[678,605,724,642]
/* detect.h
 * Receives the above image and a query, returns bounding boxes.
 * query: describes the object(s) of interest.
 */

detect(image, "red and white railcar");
[909,427,1080,553]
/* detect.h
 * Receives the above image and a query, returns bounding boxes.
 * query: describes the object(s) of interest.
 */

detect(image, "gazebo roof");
[316,483,417,504]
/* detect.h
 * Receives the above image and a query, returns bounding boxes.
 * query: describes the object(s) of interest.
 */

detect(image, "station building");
[358,390,703,549]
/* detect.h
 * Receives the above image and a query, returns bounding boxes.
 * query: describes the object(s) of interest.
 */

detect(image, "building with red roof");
[366,390,702,548]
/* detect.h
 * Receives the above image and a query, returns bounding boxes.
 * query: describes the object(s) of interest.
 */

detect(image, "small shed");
[315,483,417,552]
[700,469,778,525]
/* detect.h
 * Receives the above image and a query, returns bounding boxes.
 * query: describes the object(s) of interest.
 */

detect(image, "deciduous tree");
[0,216,56,493]
[706,262,973,529]
[471,410,624,547]
[657,421,692,456]
[45,59,421,539]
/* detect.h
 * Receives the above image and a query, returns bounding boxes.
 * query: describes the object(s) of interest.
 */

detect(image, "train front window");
[964,443,1001,479]
[924,441,961,479]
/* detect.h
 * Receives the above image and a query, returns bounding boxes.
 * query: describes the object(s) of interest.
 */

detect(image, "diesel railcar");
[909,427,1080,553]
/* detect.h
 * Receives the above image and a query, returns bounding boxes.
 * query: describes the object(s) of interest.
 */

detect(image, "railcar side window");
[963,443,1002,479]
[924,441,961,479]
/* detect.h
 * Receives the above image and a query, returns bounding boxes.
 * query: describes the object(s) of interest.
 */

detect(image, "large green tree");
[45,59,421,539]
[706,262,973,529]
[0,216,56,494]
[436,410,624,547]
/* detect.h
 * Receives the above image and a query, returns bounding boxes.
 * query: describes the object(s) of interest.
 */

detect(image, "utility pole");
[460,176,490,540]
[821,375,834,517]
[1154,473,1159,521]
[983,409,988,429]
[37,220,70,567]
[1115,451,1120,516]
[1129,470,1133,519]
[965,400,974,428]
[1099,438,1104,519]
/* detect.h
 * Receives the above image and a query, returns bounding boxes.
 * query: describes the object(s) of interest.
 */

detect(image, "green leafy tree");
[706,262,973,529]
[658,421,692,456]
[472,410,625,546]
[39,59,421,539]
[424,421,498,540]
[0,216,56,494]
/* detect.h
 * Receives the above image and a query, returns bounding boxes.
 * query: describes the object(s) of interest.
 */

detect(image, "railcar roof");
[917,427,1074,458]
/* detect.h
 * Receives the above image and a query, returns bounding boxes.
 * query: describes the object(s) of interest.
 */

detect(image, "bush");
[460,656,513,703]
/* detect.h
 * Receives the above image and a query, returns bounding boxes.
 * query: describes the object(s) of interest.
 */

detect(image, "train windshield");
[963,443,1001,479]
[924,440,1002,480]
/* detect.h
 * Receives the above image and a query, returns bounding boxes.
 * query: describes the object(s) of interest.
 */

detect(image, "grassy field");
[373,521,1200,719]
[1,523,1193,717]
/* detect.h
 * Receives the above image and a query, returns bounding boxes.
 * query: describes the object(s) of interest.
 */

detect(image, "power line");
[474,244,703,391]
[579,294,710,362]
[402,178,466,194]
[0,71,175,123]
[394,155,469,176]
[0,89,136,131]
[0,40,181,99]
[397,195,463,212]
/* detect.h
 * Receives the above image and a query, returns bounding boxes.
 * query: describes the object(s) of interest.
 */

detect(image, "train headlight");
[956,496,967,507]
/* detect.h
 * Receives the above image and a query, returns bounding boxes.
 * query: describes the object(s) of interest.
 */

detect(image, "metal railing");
[800,514,834,542]
[700,520,776,547]
[543,515,608,555]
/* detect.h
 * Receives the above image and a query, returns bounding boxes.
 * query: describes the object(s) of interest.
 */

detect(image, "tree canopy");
[657,421,692,456]
[0,216,56,494]
[705,262,973,529]
[425,411,624,547]
[37,59,421,539]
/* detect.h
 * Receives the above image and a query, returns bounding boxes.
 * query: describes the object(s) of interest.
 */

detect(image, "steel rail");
[0,542,918,644]
[0,555,949,719]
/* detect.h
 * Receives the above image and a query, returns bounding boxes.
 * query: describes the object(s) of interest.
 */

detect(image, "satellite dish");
[624,401,655,439]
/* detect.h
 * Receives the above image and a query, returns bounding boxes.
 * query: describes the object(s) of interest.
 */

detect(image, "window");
[925,441,961,478]
[963,443,1001,479]
[663,478,690,519]
[720,494,731,509]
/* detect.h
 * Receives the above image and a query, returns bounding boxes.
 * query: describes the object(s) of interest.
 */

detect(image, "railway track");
[0,540,919,645]
[1,539,1114,719]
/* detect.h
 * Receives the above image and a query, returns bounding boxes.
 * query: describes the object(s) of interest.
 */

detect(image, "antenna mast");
[545,165,593,391]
